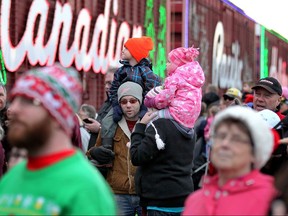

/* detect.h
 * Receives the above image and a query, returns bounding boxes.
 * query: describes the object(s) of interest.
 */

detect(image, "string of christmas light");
[0,50,7,85]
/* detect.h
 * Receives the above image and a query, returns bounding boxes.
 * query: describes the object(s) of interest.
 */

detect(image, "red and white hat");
[11,64,82,135]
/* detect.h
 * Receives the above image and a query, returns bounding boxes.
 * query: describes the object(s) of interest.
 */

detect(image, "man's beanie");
[252,77,282,96]
[168,46,199,68]
[11,64,82,135]
[124,36,153,62]
[211,106,274,170]
[118,81,143,104]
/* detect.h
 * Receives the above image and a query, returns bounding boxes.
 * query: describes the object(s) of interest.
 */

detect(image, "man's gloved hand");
[89,146,115,164]
[113,105,123,123]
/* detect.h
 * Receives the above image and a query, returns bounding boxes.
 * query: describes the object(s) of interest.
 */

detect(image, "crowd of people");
[0,35,288,215]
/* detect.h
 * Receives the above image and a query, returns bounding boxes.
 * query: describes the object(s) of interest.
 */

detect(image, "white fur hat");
[211,106,274,169]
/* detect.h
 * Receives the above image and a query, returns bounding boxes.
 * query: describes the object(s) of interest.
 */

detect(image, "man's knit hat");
[124,36,154,62]
[168,46,199,68]
[211,106,274,169]
[11,64,82,135]
[118,82,143,104]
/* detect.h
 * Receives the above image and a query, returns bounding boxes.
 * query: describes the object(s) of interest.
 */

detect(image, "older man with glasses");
[251,77,284,120]
[250,77,288,176]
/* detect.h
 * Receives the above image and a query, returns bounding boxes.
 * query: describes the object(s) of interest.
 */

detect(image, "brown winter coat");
[96,117,138,194]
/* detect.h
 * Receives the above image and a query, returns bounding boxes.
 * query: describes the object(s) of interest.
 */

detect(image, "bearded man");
[0,64,116,215]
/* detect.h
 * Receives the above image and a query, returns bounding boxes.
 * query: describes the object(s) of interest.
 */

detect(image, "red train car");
[0,0,167,110]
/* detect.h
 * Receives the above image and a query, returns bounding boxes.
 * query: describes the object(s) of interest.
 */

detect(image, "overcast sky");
[228,0,288,40]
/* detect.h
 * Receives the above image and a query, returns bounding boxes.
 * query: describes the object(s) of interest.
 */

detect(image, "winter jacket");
[88,97,112,150]
[144,61,205,128]
[110,58,161,107]
[183,170,277,215]
[130,118,195,207]
[95,117,138,194]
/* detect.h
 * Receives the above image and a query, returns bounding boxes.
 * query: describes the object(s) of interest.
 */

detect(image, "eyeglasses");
[120,98,139,105]
[212,132,251,145]
[223,95,235,101]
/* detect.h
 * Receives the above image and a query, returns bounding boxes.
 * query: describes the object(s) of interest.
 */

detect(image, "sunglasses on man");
[223,95,235,101]
[120,98,139,105]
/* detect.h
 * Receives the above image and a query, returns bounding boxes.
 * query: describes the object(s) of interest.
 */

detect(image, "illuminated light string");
[260,26,269,79]
[0,50,7,85]
[144,0,167,79]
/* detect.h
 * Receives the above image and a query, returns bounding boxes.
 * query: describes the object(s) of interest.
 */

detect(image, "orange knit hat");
[124,36,154,62]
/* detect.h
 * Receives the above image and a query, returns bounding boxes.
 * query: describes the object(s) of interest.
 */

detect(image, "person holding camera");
[83,67,116,151]
[76,104,97,152]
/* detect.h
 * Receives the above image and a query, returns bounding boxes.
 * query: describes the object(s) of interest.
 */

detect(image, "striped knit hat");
[11,64,82,135]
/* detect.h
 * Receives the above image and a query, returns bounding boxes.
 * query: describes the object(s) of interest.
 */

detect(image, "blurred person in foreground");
[183,106,277,215]
[0,64,116,215]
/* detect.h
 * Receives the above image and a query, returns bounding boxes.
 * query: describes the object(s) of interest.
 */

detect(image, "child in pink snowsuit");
[144,46,205,129]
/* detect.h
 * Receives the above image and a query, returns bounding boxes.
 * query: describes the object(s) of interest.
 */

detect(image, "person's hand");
[84,118,101,133]
[279,137,288,144]
[278,138,288,155]
[89,146,115,164]
[140,110,157,125]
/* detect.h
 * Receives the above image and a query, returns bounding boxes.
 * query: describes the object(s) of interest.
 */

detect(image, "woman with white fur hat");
[183,106,278,215]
